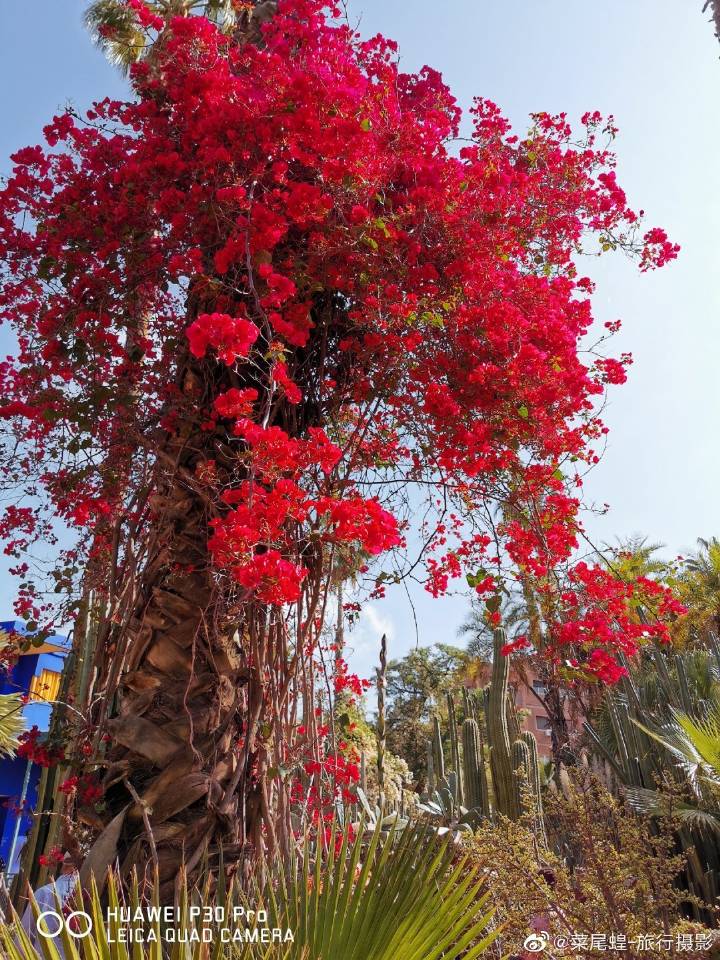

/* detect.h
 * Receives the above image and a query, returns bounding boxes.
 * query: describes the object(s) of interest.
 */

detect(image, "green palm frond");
[85,0,150,69]
[0,821,496,960]
[626,786,720,835]
[0,693,25,758]
[633,701,720,801]
[85,0,243,69]
[258,820,496,960]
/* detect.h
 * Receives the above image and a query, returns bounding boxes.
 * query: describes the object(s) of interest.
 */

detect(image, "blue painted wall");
[0,621,69,873]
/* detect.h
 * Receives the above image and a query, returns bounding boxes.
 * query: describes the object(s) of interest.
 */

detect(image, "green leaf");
[485,594,502,614]
[466,568,488,589]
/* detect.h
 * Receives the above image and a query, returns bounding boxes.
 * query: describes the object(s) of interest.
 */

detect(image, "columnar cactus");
[447,691,463,804]
[376,633,387,809]
[521,730,548,846]
[487,627,516,817]
[432,713,446,783]
[482,687,492,747]
[462,687,477,722]
[426,738,435,793]
[462,717,490,818]
[511,738,531,820]
[420,624,547,840]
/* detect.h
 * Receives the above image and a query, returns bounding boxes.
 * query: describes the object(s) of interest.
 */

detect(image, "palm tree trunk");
[704,0,720,43]
[95,391,253,886]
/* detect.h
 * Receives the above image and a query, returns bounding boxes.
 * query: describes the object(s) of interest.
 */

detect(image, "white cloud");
[345,603,396,683]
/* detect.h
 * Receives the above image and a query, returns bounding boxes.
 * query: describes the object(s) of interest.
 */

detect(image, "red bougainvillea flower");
[187,312,260,365]
[0,0,681,687]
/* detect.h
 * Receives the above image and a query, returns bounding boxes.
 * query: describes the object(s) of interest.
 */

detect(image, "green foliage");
[385,643,467,781]
[677,537,720,645]
[264,820,492,960]
[85,0,248,70]
[85,0,149,69]
[586,642,720,918]
[418,631,546,844]
[1,821,496,960]
[466,770,711,956]
[626,698,720,848]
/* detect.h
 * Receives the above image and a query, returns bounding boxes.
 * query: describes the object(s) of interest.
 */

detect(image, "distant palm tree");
[85,0,276,69]
[684,537,720,640]
[605,536,668,580]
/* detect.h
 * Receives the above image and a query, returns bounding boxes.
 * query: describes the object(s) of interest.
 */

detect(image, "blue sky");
[1,1,718,678]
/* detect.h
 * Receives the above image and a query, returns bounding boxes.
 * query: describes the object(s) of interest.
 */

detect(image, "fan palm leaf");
[0,820,497,960]
[0,693,25,758]
[633,702,720,796]
[626,786,720,835]
[85,0,150,68]
[257,820,497,960]
[85,0,242,70]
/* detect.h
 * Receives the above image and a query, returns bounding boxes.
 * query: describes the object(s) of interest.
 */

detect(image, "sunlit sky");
[1,1,718,679]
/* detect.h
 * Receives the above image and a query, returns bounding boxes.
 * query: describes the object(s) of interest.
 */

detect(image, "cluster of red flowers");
[58,774,104,806]
[0,0,681,681]
[17,726,65,768]
[291,726,362,824]
[187,311,260,365]
[551,563,687,681]
[333,657,371,699]
[37,845,65,868]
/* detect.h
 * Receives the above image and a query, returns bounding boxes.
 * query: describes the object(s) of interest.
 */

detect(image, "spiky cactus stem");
[447,692,462,804]
[432,713,446,783]
[521,730,547,846]
[376,634,387,810]
[462,718,490,818]
[511,739,530,820]
[426,739,435,793]
[462,687,474,722]
[488,627,515,817]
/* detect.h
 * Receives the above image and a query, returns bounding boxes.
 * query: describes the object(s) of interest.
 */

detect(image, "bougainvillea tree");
[0,0,680,882]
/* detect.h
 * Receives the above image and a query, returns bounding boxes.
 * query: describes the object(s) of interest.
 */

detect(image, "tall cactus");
[432,713,446,783]
[447,691,463,804]
[487,627,516,816]
[462,718,490,818]
[426,738,435,793]
[376,633,387,810]
[521,730,547,846]
[482,687,492,747]
[462,687,477,722]
[511,738,530,820]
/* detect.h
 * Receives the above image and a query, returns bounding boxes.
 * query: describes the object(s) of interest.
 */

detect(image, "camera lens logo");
[37,910,93,940]
[523,931,550,953]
